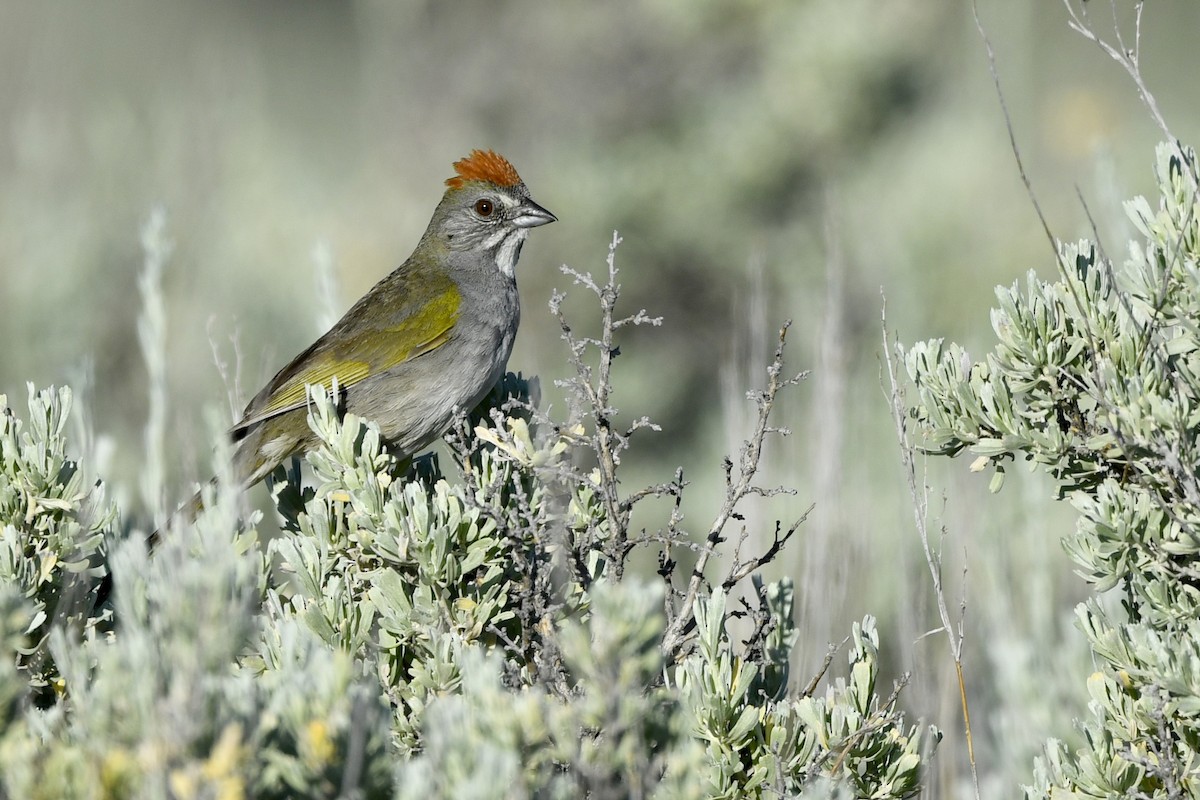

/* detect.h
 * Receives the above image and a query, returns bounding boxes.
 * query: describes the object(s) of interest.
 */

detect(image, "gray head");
[428,149,556,276]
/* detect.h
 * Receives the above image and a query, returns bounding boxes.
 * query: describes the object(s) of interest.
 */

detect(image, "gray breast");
[351,265,521,458]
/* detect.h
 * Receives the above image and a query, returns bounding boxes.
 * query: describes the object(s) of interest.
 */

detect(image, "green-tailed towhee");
[223,149,554,499]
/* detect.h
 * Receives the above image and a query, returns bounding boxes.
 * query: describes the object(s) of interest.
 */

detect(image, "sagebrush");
[0,239,935,799]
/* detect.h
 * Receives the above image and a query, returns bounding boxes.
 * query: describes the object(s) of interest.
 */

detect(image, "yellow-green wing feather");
[231,280,460,435]
[245,358,373,423]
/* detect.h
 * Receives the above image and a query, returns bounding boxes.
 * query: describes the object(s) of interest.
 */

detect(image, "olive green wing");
[231,279,460,438]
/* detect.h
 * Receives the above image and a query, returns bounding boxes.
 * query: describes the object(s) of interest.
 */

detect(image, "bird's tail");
[96,484,208,610]
[148,482,210,549]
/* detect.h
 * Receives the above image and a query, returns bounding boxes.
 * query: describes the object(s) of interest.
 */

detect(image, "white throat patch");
[494,229,528,278]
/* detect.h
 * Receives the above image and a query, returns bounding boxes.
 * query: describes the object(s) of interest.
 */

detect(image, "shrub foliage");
[906,142,1200,798]
[0,243,935,798]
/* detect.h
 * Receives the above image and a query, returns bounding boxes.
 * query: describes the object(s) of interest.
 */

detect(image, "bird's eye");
[474,198,494,217]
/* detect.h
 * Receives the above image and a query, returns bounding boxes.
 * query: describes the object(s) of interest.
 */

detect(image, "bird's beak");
[512,199,557,228]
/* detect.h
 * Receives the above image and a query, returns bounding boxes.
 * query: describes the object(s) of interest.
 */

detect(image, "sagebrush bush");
[905,141,1200,797]
[0,241,936,798]
[0,385,113,702]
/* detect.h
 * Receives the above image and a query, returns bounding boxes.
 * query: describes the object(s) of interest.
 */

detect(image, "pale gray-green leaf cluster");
[906,143,1200,797]
[0,385,113,700]
[0,310,935,796]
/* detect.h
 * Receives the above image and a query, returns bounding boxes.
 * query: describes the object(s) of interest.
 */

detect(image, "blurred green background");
[4,1,1200,795]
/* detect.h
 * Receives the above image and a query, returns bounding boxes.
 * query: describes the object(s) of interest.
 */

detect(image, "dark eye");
[474,198,494,217]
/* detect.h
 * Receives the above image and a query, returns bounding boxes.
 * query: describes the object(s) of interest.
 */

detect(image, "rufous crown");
[446,150,523,189]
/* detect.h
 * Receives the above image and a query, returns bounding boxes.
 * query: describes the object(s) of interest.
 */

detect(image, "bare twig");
[722,510,812,590]
[550,232,664,581]
[801,635,850,698]
[206,322,251,427]
[1062,0,1177,149]
[882,301,980,800]
[486,235,809,674]
[660,322,807,657]
[971,0,1063,274]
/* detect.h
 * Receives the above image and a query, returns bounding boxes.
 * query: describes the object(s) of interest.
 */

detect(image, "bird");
[176,149,555,528]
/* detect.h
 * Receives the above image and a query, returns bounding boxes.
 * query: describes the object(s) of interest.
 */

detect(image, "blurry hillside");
[3,2,1200,796]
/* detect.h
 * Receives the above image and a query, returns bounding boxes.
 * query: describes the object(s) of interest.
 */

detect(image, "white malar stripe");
[495,230,528,277]
[482,227,508,250]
